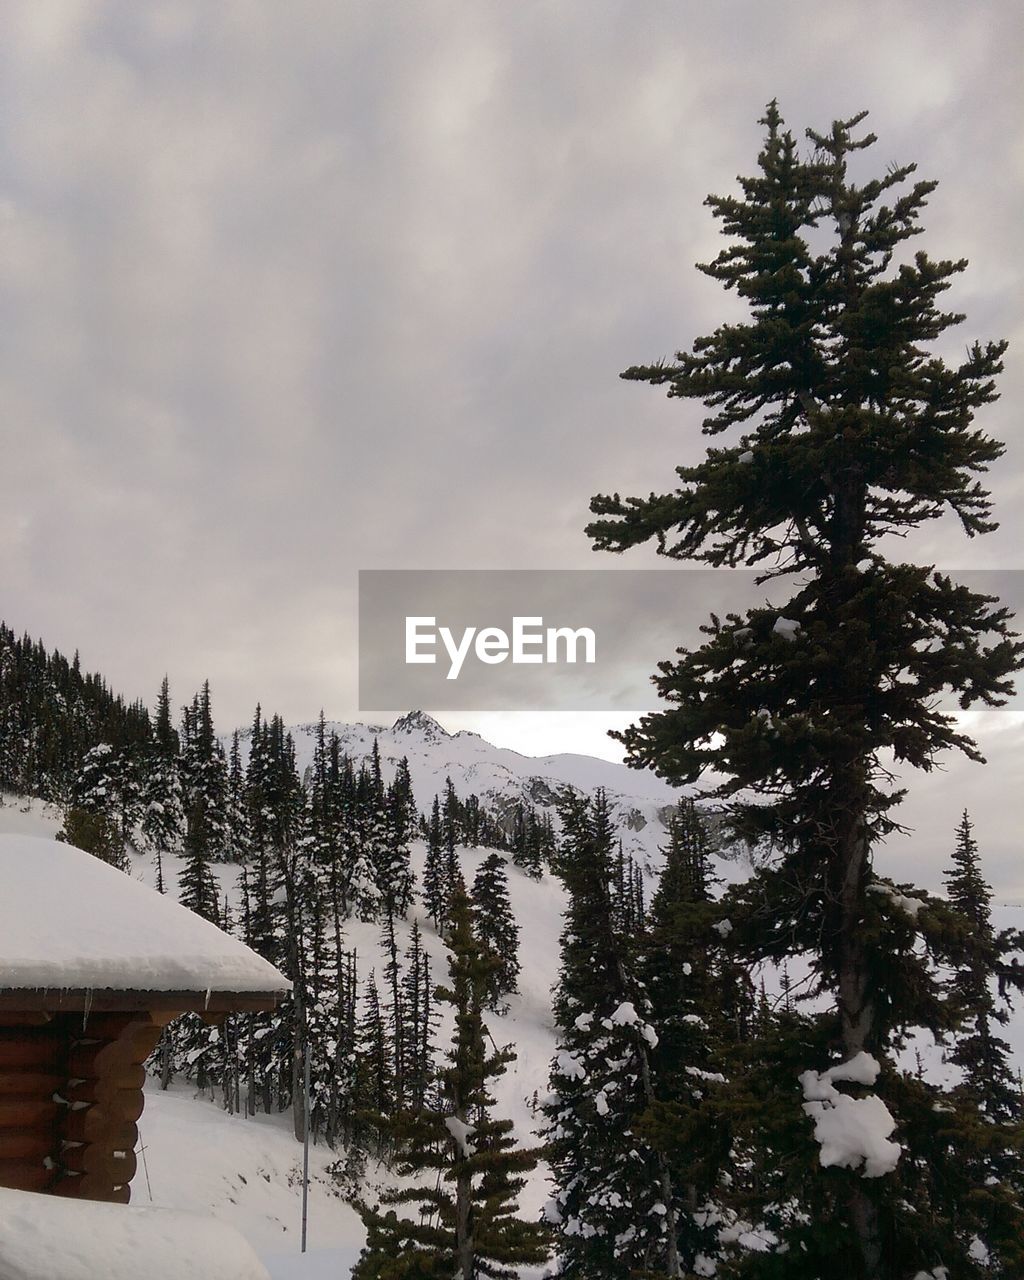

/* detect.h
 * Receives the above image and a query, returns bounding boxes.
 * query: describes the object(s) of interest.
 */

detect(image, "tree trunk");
[836,795,884,1279]
[159,1027,172,1090]
[455,1144,474,1279]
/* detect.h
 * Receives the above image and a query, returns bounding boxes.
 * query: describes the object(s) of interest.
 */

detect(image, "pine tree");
[543,790,679,1278]
[637,799,730,1272]
[442,776,461,903]
[400,921,437,1114]
[356,971,394,1147]
[381,912,407,1111]
[470,852,520,1011]
[944,811,1020,1121]
[58,742,131,871]
[179,682,229,862]
[509,804,554,880]
[179,795,220,922]
[586,102,1024,1277]
[224,729,250,863]
[423,794,447,930]
[377,755,416,921]
[141,760,184,868]
[354,888,550,1279]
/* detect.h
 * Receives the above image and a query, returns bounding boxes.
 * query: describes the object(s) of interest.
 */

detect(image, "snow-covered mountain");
[234,709,691,870]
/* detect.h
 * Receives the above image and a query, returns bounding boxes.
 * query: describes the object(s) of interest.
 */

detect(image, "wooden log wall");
[0,1010,170,1204]
[0,1020,62,1193]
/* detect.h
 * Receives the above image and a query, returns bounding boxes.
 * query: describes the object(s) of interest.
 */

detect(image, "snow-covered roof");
[0,835,289,998]
[0,1187,271,1280]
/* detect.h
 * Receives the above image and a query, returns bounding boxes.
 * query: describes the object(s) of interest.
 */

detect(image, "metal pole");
[301,1041,311,1253]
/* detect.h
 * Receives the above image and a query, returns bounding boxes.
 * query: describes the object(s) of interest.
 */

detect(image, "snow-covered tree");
[543,790,680,1278]
[639,799,732,1273]
[140,676,184,866]
[587,102,1024,1277]
[178,795,221,922]
[354,887,549,1278]
[59,742,131,870]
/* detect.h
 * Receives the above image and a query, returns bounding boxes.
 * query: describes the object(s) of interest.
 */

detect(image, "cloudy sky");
[2,3,1022,890]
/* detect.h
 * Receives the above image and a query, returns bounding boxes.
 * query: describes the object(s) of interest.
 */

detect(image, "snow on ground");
[131,831,563,1278]
[137,1086,364,1259]
[0,792,562,1274]
[0,1186,271,1280]
[136,837,567,1222]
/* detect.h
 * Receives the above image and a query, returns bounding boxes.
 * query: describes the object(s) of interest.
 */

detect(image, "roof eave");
[0,988,291,1014]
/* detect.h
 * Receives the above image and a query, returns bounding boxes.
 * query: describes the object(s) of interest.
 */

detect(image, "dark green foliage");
[471,852,520,1011]
[442,776,460,903]
[354,889,550,1279]
[510,803,552,879]
[140,677,185,874]
[0,623,151,803]
[179,682,229,863]
[422,794,447,930]
[944,811,1021,1121]
[543,789,680,1278]
[586,102,1023,1277]
[611,840,646,938]
[637,800,734,1271]
[179,796,221,922]
[377,751,416,920]
[400,921,437,1115]
[356,971,394,1129]
[57,805,129,872]
[224,728,249,863]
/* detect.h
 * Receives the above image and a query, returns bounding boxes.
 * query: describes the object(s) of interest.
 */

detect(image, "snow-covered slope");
[0,793,560,1278]
[3,733,1023,1279]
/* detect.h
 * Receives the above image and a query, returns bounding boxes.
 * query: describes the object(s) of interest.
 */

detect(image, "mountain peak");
[391,710,450,740]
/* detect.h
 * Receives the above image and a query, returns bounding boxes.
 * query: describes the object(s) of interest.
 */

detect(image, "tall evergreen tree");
[543,790,679,1278]
[637,799,730,1272]
[441,776,461,902]
[224,728,250,863]
[140,678,184,865]
[423,794,447,930]
[179,681,229,862]
[509,803,546,880]
[944,812,1020,1121]
[400,921,437,1115]
[470,852,520,1012]
[586,103,1024,1277]
[179,795,220,923]
[377,755,416,921]
[354,888,549,1279]
[356,970,394,1145]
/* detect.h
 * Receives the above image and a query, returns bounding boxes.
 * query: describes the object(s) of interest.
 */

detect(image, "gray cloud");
[1,2,1021,887]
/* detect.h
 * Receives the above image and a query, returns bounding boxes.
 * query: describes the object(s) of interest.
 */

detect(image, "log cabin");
[0,832,290,1205]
